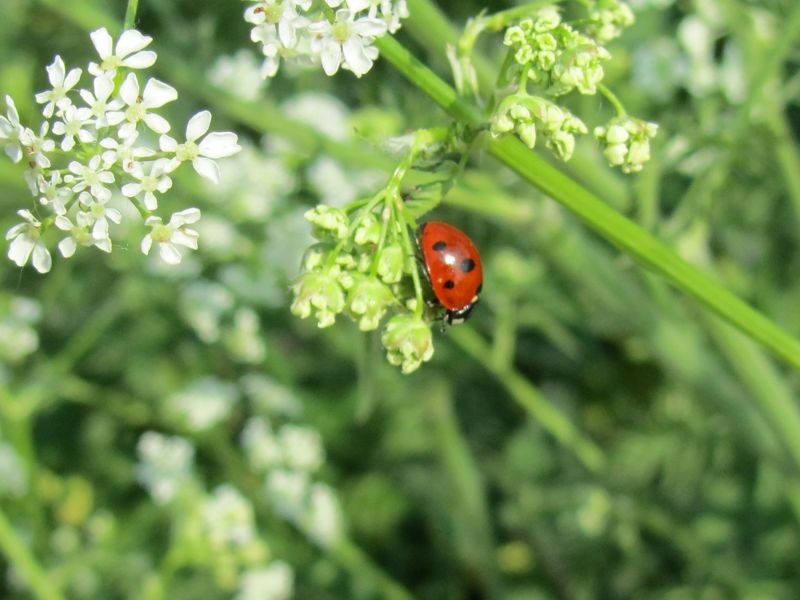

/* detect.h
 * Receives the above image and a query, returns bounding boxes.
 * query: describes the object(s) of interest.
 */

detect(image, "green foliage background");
[1,0,800,598]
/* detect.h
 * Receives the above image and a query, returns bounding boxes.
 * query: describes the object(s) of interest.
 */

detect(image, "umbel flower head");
[594,116,658,173]
[2,27,241,273]
[381,313,434,374]
[243,0,408,79]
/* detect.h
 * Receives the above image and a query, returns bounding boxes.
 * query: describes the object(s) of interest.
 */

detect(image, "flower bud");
[346,276,396,331]
[290,267,346,328]
[595,116,658,173]
[353,212,381,246]
[381,313,434,374]
[377,245,405,284]
[304,205,349,240]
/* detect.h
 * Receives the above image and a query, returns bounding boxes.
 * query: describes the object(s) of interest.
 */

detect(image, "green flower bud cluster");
[503,6,611,97]
[594,116,658,173]
[491,95,588,161]
[586,0,635,44]
[290,202,437,374]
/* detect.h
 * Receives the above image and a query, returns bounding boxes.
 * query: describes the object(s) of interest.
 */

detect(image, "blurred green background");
[2,0,800,598]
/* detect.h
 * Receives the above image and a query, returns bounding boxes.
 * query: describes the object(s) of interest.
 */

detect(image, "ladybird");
[419,221,483,325]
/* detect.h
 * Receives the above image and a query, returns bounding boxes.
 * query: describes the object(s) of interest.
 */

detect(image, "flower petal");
[63,68,82,91]
[158,242,182,264]
[46,56,66,87]
[159,135,178,152]
[119,73,140,106]
[186,110,212,142]
[198,132,240,159]
[140,234,153,255]
[143,113,171,134]
[8,236,34,267]
[142,78,178,108]
[59,236,77,258]
[320,42,342,76]
[116,30,153,58]
[343,38,372,77]
[171,230,198,249]
[192,156,220,183]
[90,28,114,59]
[121,50,157,69]
[32,243,52,273]
[94,75,115,101]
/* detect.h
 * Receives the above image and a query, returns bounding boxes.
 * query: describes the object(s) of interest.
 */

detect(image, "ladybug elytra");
[419,221,483,325]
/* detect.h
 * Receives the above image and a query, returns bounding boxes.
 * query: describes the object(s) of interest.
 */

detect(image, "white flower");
[207,50,266,101]
[80,197,122,242]
[371,0,408,34]
[241,418,283,471]
[302,483,343,547]
[52,105,94,151]
[99,131,155,172]
[65,156,115,202]
[247,0,308,49]
[88,27,157,78]
[235,563,294,600]
[141,207,201,265]
[278,425,324,472]
[54,212,111,257]
[107,73,177,139]
[37,172,71,215]
[19,123,56,169]
[166,377,238,432]
[34,56,82,118]
[266,469,310,520]
[121,159,173,210]
[0,95,25,163]
[0,444,27,498]
[6,209,52,273]
[79,76,122,128]
[136,432,195,505]
[309,9,386,77]
[202,485,256,549]
[159,110,241,183]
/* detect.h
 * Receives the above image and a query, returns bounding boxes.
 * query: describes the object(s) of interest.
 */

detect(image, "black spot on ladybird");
[444,280,455,289]
[476,283,483,294]
[460,258,476,273]
[433,241,447,251]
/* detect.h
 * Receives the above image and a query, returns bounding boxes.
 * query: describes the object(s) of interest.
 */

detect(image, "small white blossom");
[99,131,155,172]
[236,563,294,600]
[309,9,386,77]
[241,418,283,471]
[0,95,25,163]
[6,209,52,273]
[0,443,27,498]
[80,197,122,241]
[34,56,81,118]
[19,123,55,170]
[159,110,241,183]
[208,50,267,101]
[37,172,71,215]
[52,105,94,151]
[107,73,177,138]
[54,212,111,257]
[166,377,238,432]
[88,27,157,78]
[202,485,257,549]
[121,158,173,210]
[278,425,324,472]
[136,432,195,505]
[141,207,201,265]
[65,156,115,202]
[79,75,122,128]
[266,469,310,520]
[302,483,344,547]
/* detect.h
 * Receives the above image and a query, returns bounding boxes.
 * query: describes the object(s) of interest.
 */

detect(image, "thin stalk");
[598,83,626,117]
[0,509,64,600]
[123,0,139,30]
[375,34,800,373]
[449,327,606,474]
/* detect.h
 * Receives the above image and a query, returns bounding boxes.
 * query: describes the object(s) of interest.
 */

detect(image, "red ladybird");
[419,221,483,325]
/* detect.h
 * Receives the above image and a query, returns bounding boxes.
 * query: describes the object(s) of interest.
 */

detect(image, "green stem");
[598,83,626,117]
[374,34,800,372]
[449,327,606,474]
[0,509,64,600]
[123,0,139,30]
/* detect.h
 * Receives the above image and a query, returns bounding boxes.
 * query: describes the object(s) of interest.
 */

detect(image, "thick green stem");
[374,34,800,373]
[0,509,64,600]
[123,0,139,30]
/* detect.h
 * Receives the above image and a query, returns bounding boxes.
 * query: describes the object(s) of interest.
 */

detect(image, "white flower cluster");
[166,376,240,432]
[243,0,409,78]
[136,431,196,505]
[241,417,343,547]
[0,427,27,499]
[2,27,241,273]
